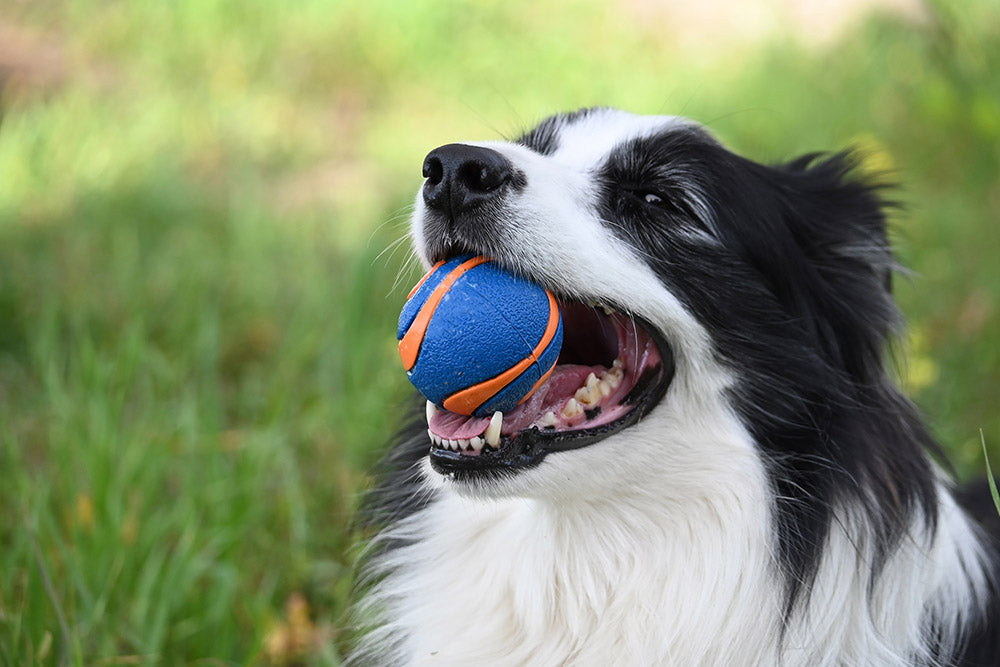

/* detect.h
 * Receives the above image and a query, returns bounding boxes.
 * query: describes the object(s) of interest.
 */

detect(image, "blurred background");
[0,0,997,663]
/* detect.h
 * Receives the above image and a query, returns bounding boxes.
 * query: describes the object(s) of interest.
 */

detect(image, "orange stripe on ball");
[442,291,560,415]
[398,255,490,372]
[406,260,445,300]
[519,355,558,406]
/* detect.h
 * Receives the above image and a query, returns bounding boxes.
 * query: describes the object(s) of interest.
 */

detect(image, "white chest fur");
[369,471,787,666]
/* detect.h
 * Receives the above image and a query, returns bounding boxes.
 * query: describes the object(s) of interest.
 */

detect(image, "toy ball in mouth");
[397,254,563,417]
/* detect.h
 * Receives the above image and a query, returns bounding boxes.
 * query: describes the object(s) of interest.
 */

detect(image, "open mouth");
[426,298,675,477]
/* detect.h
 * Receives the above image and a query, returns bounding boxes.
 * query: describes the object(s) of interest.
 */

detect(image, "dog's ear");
[725,152,900,383]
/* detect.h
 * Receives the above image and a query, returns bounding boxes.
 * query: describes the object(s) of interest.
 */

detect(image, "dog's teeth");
[574,385,600,407]
[572,372,603,407]
[562,398,583,418]
[598,379,613,397]
[605,361,624,388]
[485,411,502,447]
[537,411,559,428]
[601,304,615,315]
[469,436,484,453]
[426,400,437,425]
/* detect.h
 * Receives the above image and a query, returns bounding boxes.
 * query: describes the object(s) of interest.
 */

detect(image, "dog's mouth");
[426,298,675,477]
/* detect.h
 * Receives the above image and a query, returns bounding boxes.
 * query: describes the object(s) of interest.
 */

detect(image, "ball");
[398,254,563,417]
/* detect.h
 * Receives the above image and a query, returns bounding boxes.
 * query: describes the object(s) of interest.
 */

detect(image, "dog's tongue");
[427,363,600,439]
[429,410,490,439]
[501,364,594,432]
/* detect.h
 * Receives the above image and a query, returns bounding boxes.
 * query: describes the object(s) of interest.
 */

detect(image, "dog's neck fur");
[360,426,987,666]
[372,471,781,665]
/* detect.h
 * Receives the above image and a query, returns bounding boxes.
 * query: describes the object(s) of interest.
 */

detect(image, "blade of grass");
[982,430,1000,517]
[24,510,72,666]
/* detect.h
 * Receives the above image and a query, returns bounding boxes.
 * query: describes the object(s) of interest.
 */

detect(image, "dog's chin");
[424,286,676,484]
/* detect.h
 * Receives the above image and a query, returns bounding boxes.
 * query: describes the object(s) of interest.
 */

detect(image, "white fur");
[357,109,992,665]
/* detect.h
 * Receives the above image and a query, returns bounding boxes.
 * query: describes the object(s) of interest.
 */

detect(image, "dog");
[353,108,1000,665]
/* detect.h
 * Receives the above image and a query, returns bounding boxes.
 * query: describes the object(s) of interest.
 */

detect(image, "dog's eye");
[628,189,670,208]
[619,186,681,215]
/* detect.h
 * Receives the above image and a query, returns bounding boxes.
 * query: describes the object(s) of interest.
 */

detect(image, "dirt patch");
[0,22,68,102]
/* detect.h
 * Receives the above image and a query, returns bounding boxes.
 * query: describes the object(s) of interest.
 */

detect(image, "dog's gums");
[426,299,674,476]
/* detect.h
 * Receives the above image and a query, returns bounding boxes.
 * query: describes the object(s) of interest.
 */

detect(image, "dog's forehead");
[531,108,697,167]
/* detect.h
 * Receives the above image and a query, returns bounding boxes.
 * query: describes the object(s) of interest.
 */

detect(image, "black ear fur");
[724,151,900,384]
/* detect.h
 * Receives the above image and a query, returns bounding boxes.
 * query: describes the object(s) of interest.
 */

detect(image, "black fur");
[359,404,432,535]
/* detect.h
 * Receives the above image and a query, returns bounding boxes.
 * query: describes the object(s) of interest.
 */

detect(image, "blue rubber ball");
[398,254,563,417]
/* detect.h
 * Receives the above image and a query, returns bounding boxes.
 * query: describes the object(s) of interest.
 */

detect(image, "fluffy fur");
[353,108,1000,665]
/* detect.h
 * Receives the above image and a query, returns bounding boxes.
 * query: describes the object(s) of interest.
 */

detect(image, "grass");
[0,0,997,663]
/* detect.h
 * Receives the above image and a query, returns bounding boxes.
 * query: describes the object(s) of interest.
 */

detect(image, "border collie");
[354,108,1000,665]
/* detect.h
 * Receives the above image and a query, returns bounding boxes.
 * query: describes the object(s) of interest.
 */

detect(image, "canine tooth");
[562,398,583,418]
[485,411,502,447]
[538,411,559,427]
[426,400,437,424]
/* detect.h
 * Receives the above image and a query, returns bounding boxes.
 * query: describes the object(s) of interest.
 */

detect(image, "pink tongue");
[427,364,601,439]
[501,364,597,432]
[429,410,490,439]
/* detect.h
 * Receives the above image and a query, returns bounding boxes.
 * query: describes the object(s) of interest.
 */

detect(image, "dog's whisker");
[375,232,415,265]
[386,249,422,298]
[368,204,417,248]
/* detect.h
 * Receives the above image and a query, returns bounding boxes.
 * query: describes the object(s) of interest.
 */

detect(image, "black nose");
[422,143,512,217]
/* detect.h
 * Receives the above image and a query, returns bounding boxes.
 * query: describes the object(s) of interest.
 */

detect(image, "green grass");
[0,0,998,663]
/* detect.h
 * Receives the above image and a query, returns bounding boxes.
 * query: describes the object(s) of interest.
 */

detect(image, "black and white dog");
[355,108,1000,665]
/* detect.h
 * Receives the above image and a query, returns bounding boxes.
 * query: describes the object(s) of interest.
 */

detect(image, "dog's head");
[411,107,909,501]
